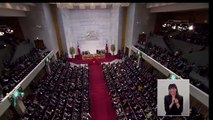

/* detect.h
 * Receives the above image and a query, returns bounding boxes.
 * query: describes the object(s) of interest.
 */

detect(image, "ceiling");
[52,3,130,9]
[146,3,209,13]
[0,3,35,17]
[0,3,209,17]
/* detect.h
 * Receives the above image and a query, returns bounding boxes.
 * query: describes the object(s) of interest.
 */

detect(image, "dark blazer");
[164,95,183,115]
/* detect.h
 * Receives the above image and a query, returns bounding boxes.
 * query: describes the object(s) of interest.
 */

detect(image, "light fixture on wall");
[0,25,14,36]
[172,25,176,30]
[162,20,194,31]
[0,31,4,36]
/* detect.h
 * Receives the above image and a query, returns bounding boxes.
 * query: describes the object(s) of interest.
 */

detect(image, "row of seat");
[135,43,208,94]
[171,29,208,46]
[0,49,50,97]
[102,57,159,120]
[102,56,205,120]
[21,60,90,120]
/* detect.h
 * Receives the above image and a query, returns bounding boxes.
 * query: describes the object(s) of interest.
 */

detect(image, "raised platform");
[82,54,105,60]
[67,53,120,65]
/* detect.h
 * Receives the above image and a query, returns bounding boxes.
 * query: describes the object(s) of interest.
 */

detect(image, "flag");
[77,41,81,55]
[105,41,108,53]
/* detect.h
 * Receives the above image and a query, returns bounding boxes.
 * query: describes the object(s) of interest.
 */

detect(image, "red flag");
[105,42,108,53]
[77,42,81,55]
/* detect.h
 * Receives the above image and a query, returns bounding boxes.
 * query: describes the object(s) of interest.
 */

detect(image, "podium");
[82,54,105,60]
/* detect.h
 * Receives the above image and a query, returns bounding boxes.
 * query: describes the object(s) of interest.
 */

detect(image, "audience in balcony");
[158,23,208,46]
[135,42,208,94]
[172,30,208,46]
[0,48,50,97]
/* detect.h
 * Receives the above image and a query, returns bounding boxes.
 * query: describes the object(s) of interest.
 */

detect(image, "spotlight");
[182,26,187,30]
[0,25,14,35]
[10,29,14,33]
[188,25,193,31]
[162,23,167,27]
[167,24,171,27]
[177,26,181,30]
[4,44,6,47]
[178,26,183,31]
[0,31,4,36]
[172,25,176,30]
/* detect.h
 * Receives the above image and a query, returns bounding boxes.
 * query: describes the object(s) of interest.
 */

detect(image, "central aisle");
[89,63,116,120]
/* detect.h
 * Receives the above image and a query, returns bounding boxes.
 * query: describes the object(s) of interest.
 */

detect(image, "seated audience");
[102,56,206,120]
[0,48,50,97]
[21,60,90,120]
[135,42,208,94]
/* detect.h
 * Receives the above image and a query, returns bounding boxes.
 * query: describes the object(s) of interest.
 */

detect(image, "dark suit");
[164,95,183,115]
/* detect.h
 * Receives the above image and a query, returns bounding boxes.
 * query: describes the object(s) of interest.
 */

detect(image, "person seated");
[82,112,91,119]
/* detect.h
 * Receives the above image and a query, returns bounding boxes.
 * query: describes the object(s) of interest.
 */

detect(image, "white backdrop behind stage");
[58,8,121,56]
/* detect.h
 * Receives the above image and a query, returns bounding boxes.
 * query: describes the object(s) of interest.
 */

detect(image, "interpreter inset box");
[157,79,190,116]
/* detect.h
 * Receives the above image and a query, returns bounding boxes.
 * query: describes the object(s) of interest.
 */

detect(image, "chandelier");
[162,20,194,31]
[0,25,14,36]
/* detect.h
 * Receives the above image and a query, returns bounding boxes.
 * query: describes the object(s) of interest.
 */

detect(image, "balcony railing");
[0,50,54,116]
[131,45,208,107]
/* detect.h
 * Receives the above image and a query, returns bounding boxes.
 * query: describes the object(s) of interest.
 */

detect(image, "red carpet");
[89,63,116,120]
[67,54,117,120]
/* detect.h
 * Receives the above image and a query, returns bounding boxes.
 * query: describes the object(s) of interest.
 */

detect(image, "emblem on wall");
[86,31,99,40]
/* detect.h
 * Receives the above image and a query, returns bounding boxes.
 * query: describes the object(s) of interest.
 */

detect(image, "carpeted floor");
[67,54,117,120]
[89,63,116,120]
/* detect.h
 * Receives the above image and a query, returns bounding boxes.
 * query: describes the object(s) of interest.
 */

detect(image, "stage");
[66,53,120,65]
